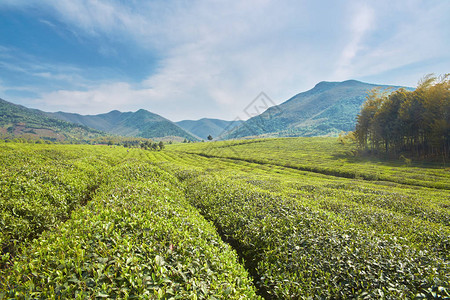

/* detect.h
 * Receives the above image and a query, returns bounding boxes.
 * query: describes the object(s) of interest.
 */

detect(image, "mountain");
[1,79,412,142]
[224,80,412,139]
[49,109,198,141]
[176,118,243,140]
[0,98,104,142]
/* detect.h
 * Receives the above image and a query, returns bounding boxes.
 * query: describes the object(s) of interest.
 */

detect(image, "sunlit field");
[1,138,449,299]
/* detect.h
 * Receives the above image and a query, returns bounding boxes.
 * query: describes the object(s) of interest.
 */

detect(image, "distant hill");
[176,118,243,140]
[50,109,198,141]
[224,80,412,139]
[1,79,413,142]
[0,98,104,142]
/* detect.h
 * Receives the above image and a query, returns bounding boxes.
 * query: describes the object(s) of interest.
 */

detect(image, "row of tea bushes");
[170,138,450,189]
[156,152,449,260]
[0,143,118,262]
[1,161,259,299]
[172,168,449,299]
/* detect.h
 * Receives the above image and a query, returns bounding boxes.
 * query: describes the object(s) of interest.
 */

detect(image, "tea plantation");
[1,138,449,299]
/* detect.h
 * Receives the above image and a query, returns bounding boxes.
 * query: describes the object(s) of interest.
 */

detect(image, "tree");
[421,74,450,157]
[207,135,213,141]
[354,89,384,150]
[158,141,164,150]
[355,74,449,159]
[372,89,407,153]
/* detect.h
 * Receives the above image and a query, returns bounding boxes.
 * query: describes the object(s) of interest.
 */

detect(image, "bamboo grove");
[354,74,450,159]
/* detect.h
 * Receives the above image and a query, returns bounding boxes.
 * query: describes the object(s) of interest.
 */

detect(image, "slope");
[50,109,198,141]
[0,98,104,142]
[224,80,411,139]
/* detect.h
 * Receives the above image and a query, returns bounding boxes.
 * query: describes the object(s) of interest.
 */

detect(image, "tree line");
[138,140,165,150]
[354,74,449,160]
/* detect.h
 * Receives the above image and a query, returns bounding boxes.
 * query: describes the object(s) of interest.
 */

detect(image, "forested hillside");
[50,109,198,141]
[224,80,410,139]
[0,98,104,142]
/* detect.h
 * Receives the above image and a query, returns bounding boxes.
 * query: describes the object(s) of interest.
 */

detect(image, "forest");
[354,74,449,160]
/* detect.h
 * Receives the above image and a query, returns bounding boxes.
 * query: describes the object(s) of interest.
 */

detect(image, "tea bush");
[1,161,258,299]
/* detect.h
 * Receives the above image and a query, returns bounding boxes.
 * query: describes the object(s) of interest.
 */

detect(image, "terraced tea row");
[0,160,258,299]
[0,143,131,262]
[171,138,450,189]
[162,163,449,298]
[1,141,448,298]
[150,148,449,298]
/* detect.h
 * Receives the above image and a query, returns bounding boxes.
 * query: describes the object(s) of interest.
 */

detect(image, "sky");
[0,0,449,121]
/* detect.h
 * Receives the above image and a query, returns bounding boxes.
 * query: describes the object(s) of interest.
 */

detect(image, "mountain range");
[48,110,198,141]
[0,98,103,142]
[0,80,412,142]
[176,118,243,140]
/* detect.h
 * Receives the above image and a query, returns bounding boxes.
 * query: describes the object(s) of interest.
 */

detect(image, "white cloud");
[334,1,450,83]
[36,82,156,114]
[38,19,56,28]
[1,0,450,120]
[334,3,375,79]
[32,71,87,84]
[33,0,332,120]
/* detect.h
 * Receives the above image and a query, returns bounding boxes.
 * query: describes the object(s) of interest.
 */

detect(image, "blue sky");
[0,0,449,121]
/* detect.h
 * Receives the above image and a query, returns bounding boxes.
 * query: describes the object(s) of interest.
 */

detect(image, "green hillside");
[50,109,198,141]
[176,118,243,140]
[49,110,127,132]
[225,80,412,139]
[0,98,104,142]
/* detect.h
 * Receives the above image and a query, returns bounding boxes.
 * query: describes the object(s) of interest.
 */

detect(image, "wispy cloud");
[334,1,450,85]
[38,19,56,28]
[35,82,156,114]
[1,0,449,120]
[0,48,87,88]
[334,3,375,79]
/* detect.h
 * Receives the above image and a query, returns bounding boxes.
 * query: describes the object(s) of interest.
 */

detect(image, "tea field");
[1,138,449,299]
[172,137,450,189]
